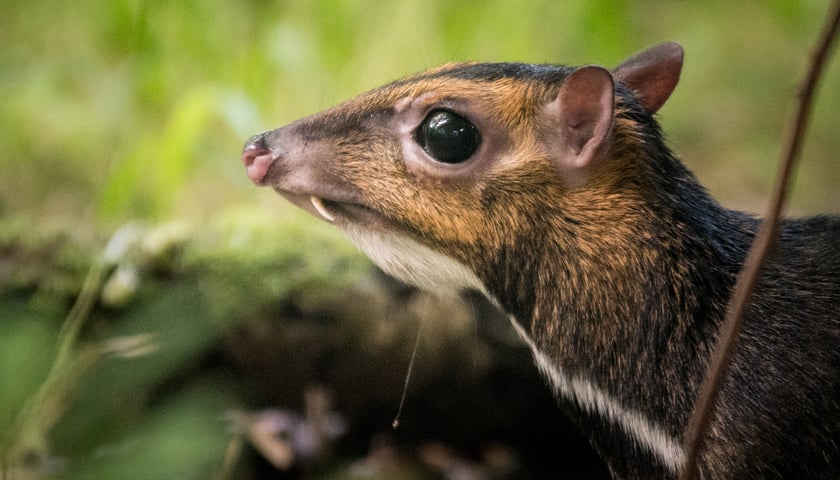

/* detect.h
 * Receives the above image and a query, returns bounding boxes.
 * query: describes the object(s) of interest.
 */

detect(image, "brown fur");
[243,44,840,479]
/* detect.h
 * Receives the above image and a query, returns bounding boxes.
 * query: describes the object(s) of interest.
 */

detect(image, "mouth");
[274,189,385,228]
[308,195,336,222]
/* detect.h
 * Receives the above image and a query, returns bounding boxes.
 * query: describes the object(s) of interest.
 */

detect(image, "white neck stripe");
[509,319,685,473]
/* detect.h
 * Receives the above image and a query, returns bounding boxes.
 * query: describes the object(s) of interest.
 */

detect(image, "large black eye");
[415,109,480,164]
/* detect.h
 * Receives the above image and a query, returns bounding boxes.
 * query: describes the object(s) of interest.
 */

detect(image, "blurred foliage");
[0,209,370,478]
[1,0,839,478]
[0,0,837,225]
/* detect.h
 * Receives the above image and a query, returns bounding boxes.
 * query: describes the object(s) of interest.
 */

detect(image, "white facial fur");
[342,225,486,296]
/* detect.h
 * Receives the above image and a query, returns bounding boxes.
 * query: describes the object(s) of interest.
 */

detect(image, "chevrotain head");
[242,43,683,296]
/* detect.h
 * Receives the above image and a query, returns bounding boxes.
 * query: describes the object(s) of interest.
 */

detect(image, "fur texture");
[242,44,840,479]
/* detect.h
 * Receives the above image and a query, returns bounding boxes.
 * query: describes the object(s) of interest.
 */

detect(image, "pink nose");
[241,144,275,185]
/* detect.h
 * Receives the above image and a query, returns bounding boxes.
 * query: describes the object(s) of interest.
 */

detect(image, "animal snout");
[242,132,275,185]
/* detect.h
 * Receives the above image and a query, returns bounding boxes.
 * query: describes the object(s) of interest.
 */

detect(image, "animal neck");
[479,142,757,475]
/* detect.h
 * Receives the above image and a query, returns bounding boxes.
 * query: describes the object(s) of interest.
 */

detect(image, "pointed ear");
[550,65,615,177]
[612,42,684,113]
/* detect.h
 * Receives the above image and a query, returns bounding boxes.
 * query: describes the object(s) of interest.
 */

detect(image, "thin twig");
[680,2,840,478]
[393,315,426,429]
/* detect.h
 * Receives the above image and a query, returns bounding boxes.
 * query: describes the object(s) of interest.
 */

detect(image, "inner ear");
[612,42,684,114]
[554,65,615,171]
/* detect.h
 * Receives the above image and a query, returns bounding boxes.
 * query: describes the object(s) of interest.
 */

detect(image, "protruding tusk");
[310,196,336,222]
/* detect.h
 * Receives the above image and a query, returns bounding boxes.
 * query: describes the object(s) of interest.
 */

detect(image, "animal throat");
[342,224,684,472]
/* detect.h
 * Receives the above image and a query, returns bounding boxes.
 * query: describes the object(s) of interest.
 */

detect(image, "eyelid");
[407,92,443,111]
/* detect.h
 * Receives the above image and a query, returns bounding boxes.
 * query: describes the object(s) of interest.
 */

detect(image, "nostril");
[241,140,276,185]
[241,145,271,167]
[242,132,270,162]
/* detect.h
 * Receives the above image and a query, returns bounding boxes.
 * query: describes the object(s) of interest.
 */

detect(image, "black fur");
[479,86,840,477]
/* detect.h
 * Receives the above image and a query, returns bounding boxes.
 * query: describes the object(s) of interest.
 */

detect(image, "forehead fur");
[384,61,573,104]
[408,61,573,84]
[327,61,577,133]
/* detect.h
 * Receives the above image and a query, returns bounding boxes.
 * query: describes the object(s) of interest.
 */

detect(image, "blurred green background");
[1,1,838,479]
[2,0,838,225]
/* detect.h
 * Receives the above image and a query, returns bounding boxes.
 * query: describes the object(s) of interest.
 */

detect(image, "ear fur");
[551,65,615,179]
[612,42,684,114]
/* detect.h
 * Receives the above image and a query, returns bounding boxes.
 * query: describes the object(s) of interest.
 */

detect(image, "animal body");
[241,43,840,478]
